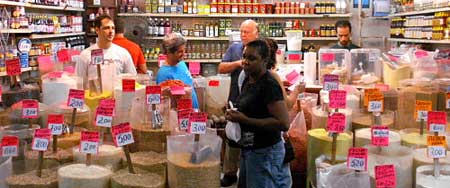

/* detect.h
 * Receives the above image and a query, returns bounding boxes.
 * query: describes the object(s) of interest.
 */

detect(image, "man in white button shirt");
[76,14,137,86]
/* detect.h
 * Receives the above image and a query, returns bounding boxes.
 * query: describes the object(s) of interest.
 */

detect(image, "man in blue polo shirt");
[218,19,259,187]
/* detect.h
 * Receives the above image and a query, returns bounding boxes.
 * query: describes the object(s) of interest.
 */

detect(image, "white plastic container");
[416,165,450,188]
[285,30,303,51]
[349,49,382,86]
[205,75,231,116]
[304,52,317,85]
[0,157,12,188]
[42,72,78,106]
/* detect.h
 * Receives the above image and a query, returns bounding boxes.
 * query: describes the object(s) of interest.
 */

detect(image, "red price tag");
[327,112,346,133]
[288,53,301,60]
[95,107,114,127]
[208,80,220,87]
[122,79,136,92]
[158,54,167,67]
[170,86,186,95]
[6,59,21,76]
[189,112,208,134]
[99,98,115,116]
[32,128,51,151]
[177,99,192,110]
[375,84,390,92]
[22,99,39,119]
[47,71,63,79]
[1,136,19,157]
[427,111,447,133]
[47,114,64,135]
[415,100,432,121]
[323,74,339,91]
[57,49,70,62]
[285,70,300,85]
[375,164,396,188]
[347,147,368,171]
[320,53,335,62]
[91,49,104,65]
[67,89,85,109]
[178,109,193,130]
[371,126,389,147]
[80,131,100,154]
[189,62,201,75]
[329,90,347,109]
[146,86,161,105]
[111,122,134,147]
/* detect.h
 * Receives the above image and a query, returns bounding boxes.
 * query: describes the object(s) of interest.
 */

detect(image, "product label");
[112,122,134,147]
[6,59,21,76]
[32,128,51,151]
[323,74,339,91]
[371,126,389,146]
[427,111,447,133]
[329,90,347,109]
[95,107,113,127]
[327,112,346,133]
[67,89,85,109]
[80,131,100,154]
[375,164,396,188]
[208,80,220,87]
[122,79,136,92]
[427,135,447,158]
[1,136,19,157]
[99,98,116,116]
[189,112,208,134]
[22,99,39,119]
[415,100,432,121]
[47,114,64,135]
[146,86,162,105]
[48,71,63,79]
[347,147,368,171]
[91,49,104,65]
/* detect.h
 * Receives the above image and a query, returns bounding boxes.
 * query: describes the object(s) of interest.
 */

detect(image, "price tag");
[170,86,186,95]
[32,129,51,151]
[363,88,381,107]
[122,79,135,92]
[371,126,389,146]
[178,109,193,130]
[158,54,167,67]
[347,147,368,171]
[446,93,450,109]
[91,49,104,65]
[95,107,113,127]
[146,86,161,105]
[189,62,201,75]
[47,114,64,135]
[99,98,116,116]
[189,112,208,134]
[177,99,192,110]
[47,71,63,79]
[427,135,447,158]
[1,136,19,157]
[329,90,347,109]
[375,165,396,188]
[427,111,447,133]
[327,112,346,133]
[67,89,85,109]
[375,84,390,92]
[57,49,70,62]
[111,122,134,147]
[208,80,220,87]
[323,74,339,91]
[368,93,384,112]
[22,99,39,119]
[288,53,301,60]
[79,131,100,154]
[6,59,21,76]
[415,100,432,121]
[285,70,300,85]
[320,53,335,62]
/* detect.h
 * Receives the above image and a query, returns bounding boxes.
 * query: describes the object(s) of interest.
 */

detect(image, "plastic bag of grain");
[205,75,230,117]
[167,134,222,188]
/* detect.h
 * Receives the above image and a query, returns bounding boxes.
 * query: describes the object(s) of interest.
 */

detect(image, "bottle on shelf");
[158,18,165,36]
[188,0,193,14]
[192,0,198,14]
[164,18,171,35]
[148,17,154,36]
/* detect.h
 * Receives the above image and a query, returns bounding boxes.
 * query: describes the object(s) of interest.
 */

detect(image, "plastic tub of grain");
[111,168,164,188]
[123,151,167,182]
[167,134,222,188]
[351,110,395,130]
[416,165,450,188]
[73,144,124,171]
[355,128,401,147]
[58,164,112,188]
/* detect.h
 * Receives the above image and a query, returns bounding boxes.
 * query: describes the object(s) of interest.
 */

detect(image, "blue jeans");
[239,141,292,188]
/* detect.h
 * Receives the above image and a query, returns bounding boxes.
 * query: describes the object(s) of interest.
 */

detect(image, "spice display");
[84,91,113,112]
[132,125,170,153]
[168,152,220,188]
[355,128,401,147]
[367,145,413,188]
[73,144,124,171]
[57,164,112,188]
[289,111,308,172]
[111,168,164,188]
[6,169,58,188]
[125,151,167,181]
[50,132,82,150]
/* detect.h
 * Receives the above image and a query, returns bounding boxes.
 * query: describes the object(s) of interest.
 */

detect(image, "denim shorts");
[239,141,292,188]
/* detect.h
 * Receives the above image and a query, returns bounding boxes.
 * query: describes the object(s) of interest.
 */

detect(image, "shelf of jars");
[387,7,450,17]
[117,12,352,18]
[0,28,32,33]
[144,36,338,41]
[387,37,450,44]
[29,32,85,39]
[146,59,222,63]
[0,0,85,12]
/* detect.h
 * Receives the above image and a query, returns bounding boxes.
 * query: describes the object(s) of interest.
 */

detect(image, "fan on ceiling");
[123,17,149,44]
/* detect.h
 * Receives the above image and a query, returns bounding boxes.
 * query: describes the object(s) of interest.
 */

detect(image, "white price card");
[80,141,99,154]
[347,147,368,171]
[49,123,63,135]
[47,114,64,135]
[32,138,49,151]
[2,146,18,157]
[368,101,383,112]
[115,132,134,147]
[1,136,19,157]
[146,86,162,105]
[428,146,447,158]
[112,123,134,147]
[189,112,207,134]
[348,157,366,171]
[96,114,113,127]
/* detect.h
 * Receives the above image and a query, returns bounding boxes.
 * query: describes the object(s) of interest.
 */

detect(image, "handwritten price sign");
[146,86,161,105]
[427,111,447,133]
[371,126,389,146]
[22,99,39,119]
[329,90,347,109]
[95,107,113,127]
[67,89,85,109]
[323,74,339,91]
[1,136,19,157]
[80,131,99,154]
[91,49,104,65]
[368,92,384,112]
[375,164,396,188]
[415,100,432,121]
[327,112,346,133]
[177,98,192,110]
[99,98,115,116]
[47,114,64,135]
[32,129,51,151]
[347,147,368,171]
[112,122,134,147]
[178,109,193,131]
[189,112,208,134]
[427,136,447,158]
[6,59,21,76]
[122,79,136,92]
[363,88,381,107]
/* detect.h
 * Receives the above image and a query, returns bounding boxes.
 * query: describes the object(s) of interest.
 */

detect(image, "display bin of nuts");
[318,49,350,85]
[167,134,222,188]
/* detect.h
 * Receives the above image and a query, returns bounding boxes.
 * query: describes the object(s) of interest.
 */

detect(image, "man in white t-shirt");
[76,14,137,85]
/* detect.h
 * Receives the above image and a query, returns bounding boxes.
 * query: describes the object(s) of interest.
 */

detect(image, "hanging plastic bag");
[225,121,241,143]
[288,106,308,172]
